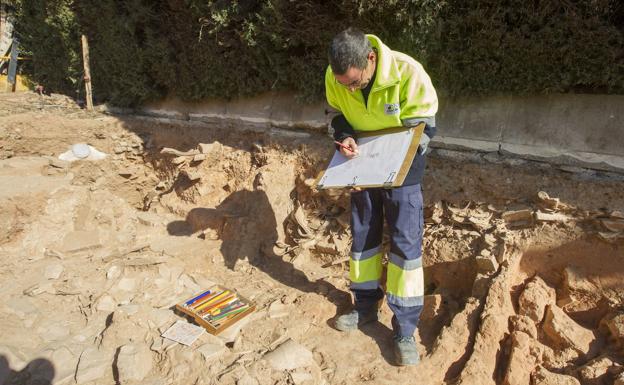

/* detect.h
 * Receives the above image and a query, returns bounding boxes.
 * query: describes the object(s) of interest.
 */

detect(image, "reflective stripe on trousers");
[350,184,424,336]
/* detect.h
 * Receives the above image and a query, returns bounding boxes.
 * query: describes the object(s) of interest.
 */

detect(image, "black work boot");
[334,308,379,332]
[393,335,420,366]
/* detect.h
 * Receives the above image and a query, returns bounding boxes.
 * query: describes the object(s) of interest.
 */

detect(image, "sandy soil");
[0,92,623,385]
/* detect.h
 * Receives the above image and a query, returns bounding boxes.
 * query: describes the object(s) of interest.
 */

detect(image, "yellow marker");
[195,290,230,312]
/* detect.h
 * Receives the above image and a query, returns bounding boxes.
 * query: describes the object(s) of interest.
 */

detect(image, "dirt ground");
[1,92,623,385]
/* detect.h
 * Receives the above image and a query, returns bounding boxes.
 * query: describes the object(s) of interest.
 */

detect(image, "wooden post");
[81,34,93,111]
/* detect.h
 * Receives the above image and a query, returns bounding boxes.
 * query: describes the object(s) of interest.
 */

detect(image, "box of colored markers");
[175,286,255,335]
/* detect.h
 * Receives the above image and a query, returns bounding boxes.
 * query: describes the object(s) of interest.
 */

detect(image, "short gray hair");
[328,28,372,75]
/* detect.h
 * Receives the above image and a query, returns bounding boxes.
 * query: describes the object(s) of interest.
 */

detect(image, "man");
[325,28,438,366]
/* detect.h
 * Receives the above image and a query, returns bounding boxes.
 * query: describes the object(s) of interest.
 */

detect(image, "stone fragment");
[502,209,534,227]
[197,343,226,362]
[535,211,570,223]
[268,300,290,319]
[600,312,624,349]
[601,219,624,232]
[518,276,557,322]
[49,158,70,169]
[263,339,314,371]
[44,263,64,279]
[510,315,538,339]
[182,169,201,181]
[23,281,56,296]
[532,365,580,385]
[106,265,121,280]
[519,276,556,322]
[615,372,624,385]
[178,274,200,294]
[198,142,218,154]
[37,323,70,343]
[46,346,78,384]
[503,331,536,385]
[117,277,136,291]
[96,295,117,312]
[475,252,499,273]
[5,297,38,319]
[192,153,206,162]
[61,230,102,253]
[116,343,153,382]
[578,355,614,385]
[75,347,113,384]
[543,305,595,354]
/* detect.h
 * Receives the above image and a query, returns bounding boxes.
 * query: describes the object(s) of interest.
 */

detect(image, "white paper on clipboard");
[316,126,421,189]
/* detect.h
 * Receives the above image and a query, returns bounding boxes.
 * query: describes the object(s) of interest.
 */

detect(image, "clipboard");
[315,123,424,189]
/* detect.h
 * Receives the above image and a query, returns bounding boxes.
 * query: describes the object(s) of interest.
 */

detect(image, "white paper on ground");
[161,320,205,346]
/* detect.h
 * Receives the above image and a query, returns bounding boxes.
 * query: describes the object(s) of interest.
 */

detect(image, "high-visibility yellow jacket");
[325,34,438,132]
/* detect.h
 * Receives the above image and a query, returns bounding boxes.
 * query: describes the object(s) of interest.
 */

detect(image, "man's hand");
[339,137,359,158]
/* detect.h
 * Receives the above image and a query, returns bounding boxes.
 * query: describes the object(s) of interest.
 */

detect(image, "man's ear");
[368,51,376,61]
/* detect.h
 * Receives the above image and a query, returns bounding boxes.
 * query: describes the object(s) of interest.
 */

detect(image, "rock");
[75,347,113,384]
[116,343,153,382]
[502,209,533,227]
[475,252,499,273]
[61,230,102,253]
[198,142,218,154]
[510,315,538,339]
[472,273,492,298]
[518,276,556,322]
[45,345,79,384]
[615,372,624,385]
[263,339,314,371]
[268,300,290,319]
[106,265,122,280]
[543,305,595,354]
[502,331,536,385]
[137,211,164,227]
[44,263,64,279]
[532,365,580,385]
[535,211,570,223]
[192,153,206,162]
[178,274,200,294]
[560,266,601,310]
[23,281,55,297]
[600,312,624,349]
[37,323,70,343]
[420,294,444,322]
[117,277,136,291]
[577,355,614,385]
[197,343,226,362]
[5,297,38,320]
[49,157,70,169]
[96,295,117,312]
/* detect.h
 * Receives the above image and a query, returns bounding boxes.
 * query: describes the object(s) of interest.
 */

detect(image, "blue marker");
[185,290,212,306]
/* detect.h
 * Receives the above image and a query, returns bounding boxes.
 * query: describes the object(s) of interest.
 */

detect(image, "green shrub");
[13,0,624,106]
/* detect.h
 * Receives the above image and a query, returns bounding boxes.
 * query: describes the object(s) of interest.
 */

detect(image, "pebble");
[197,343,226,362]
[263,339,314,371]
[44,263,64,279]
[116,343,153,382]
[106,265,121,280]
[117,277,136,291]
[96,295,117,312]
[75,347,113,384]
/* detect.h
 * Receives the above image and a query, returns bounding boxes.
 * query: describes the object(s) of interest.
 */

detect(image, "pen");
[334,141,358,154]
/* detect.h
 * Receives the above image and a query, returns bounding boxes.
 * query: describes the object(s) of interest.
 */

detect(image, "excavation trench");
[1,94,623,385]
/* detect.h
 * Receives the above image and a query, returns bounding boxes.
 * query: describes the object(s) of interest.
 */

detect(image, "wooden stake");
[81,34,93,111]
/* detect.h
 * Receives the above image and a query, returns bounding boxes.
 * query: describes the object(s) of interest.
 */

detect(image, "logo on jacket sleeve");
[384,103,400,115]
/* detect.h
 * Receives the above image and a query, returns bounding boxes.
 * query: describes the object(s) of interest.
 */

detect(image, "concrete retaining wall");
[132,92,624,172]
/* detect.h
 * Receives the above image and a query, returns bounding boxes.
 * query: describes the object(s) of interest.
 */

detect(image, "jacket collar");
[367,34,400,90]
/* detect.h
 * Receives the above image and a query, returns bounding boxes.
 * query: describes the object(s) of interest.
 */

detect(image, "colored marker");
[198,294,236,316]
[185,290,212,306]
[195,290,231,312]
[190,290,223,309]
[334,140,359,155]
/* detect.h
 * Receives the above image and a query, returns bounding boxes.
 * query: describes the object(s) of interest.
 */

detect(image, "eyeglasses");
[335,68,365,90]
